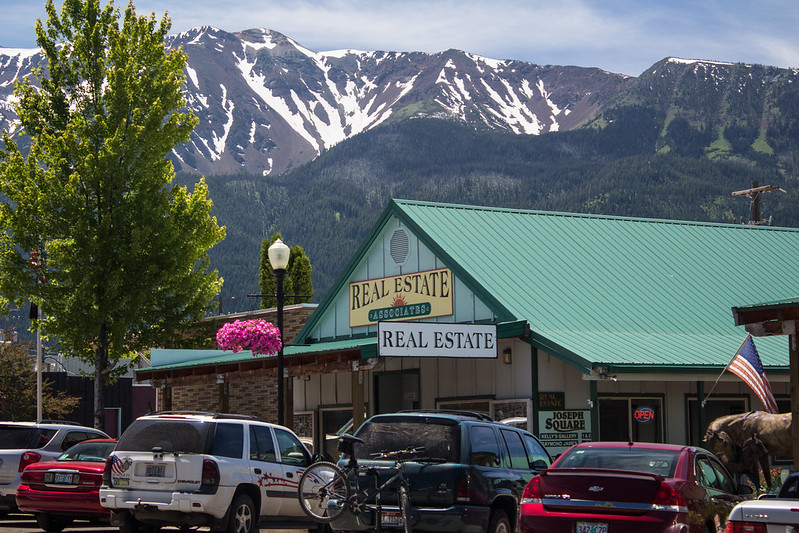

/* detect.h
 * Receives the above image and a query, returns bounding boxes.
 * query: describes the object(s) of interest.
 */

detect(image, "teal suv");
[329,410,551,533]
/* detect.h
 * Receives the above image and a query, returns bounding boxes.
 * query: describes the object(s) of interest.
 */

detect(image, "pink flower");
[216,319,282,356]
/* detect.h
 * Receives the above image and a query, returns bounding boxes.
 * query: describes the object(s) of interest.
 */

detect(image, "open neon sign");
[634,407,655,423]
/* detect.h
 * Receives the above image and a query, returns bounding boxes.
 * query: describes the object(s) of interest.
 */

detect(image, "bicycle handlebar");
[370,445,427,460]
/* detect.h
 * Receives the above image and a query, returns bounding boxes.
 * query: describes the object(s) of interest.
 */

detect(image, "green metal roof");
[142,337,379,373]
[383,200,799,372]
[150,200,799,376]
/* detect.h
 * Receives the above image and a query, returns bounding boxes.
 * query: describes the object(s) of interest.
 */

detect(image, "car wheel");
[487,509,511,533]
[226,494,256,533]
[36,513,72,533]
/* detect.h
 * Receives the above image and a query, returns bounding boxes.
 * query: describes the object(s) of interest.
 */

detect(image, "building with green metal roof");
[143,199,799,457]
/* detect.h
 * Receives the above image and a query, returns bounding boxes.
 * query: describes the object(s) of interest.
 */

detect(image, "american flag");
[728,334,779,414]
[111,455,132,475]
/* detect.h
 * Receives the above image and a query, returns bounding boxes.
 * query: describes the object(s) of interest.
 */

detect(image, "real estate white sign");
[378,322,497,358]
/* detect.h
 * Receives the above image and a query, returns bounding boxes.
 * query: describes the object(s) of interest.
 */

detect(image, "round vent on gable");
[389,229,410,265]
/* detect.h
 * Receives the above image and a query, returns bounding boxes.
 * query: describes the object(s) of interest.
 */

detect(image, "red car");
[16,439,117,532]
[518,441,754,533]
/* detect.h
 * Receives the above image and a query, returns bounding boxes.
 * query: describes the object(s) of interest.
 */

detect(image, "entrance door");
[375,370,420,413]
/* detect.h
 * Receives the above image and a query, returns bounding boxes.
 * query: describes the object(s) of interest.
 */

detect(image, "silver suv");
[0,420,110,516]
[99,411,320,533]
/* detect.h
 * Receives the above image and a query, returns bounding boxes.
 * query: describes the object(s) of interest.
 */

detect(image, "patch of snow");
[209,83,234,161]
[668,57,735,67]
[185,65,199,89]
[320,49,367,59]
[240,29,277,51]
[0,47,40,59]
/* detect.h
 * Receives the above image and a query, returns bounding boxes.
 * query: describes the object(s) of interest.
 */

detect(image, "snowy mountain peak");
[0,27,629,175]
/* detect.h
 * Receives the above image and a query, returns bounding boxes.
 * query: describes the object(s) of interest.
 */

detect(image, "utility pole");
[731,180,785,225]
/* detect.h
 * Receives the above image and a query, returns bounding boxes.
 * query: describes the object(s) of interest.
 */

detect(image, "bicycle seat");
[338,433,365,455]
[340,434,365,445]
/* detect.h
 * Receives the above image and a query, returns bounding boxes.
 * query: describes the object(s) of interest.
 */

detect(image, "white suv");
[99,411,320,533]
[0,420,109,516]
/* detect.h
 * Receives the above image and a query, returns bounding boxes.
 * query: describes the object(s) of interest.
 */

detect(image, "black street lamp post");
[267,239,290,426]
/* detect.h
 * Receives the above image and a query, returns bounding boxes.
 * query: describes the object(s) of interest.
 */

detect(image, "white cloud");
[3,0,797,76]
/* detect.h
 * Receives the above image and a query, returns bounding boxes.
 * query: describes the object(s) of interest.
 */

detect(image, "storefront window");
[320,408,354,461]
[687,397,748,446]
[598,396,664,443]
[375,370,419,413]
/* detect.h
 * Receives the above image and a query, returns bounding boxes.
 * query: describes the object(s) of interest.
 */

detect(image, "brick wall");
[152,304,316,424]
[181,304,316,348]
[157,367,280,422]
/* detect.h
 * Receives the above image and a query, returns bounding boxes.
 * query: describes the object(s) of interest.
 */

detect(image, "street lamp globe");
[268,238,290,271]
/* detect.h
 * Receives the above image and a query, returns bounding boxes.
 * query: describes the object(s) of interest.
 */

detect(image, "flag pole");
[702,334,751,407]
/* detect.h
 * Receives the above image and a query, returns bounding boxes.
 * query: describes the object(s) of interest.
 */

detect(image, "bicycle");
[298,434,429,533]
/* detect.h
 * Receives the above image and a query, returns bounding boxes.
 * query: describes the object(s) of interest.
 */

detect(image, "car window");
[470,426,501,468]
[275,428,309,467]
[116,419,211,453]
[250,425,277,463]
[37,429,58,448]
[500,429,530,470]
[697,456,722,490]
[58,441,117,461]
[779,476,799,498]
[707,454,736,493]
[212,423,243,459]
[557,447,679,477]
[0,426,38,449]
[522,434,551,470]
[61,431,90,451]
[352,419,460,462]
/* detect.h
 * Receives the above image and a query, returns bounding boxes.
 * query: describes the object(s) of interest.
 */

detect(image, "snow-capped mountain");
[0,26,629,175]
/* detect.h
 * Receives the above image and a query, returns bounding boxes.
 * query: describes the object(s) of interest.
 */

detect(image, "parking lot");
[0,514,310,533]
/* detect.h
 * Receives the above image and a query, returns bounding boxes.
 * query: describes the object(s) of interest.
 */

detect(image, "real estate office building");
[142,200,799,458]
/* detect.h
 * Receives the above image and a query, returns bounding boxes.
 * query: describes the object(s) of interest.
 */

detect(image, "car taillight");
[455,474,471,503]
[521,476,542,504]
[18,451,42,472]
[652,482,688,512]
[199,459,219,494]
[725,521,767,533]
[102,456,113,486]
[78,472,103,488]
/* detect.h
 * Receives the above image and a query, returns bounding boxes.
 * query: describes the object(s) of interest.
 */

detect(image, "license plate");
[44,472,75,484]
[145,464,165,477]
[576,522,608,533]
[381,511,404,528]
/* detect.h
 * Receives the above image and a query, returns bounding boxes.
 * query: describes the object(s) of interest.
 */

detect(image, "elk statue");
[703,411,792,490]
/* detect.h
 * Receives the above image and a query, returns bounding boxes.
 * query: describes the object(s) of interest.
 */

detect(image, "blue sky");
[1,0,797,76]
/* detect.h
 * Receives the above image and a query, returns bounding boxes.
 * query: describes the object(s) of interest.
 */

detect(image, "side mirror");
[531,459,549,471]
[311,453,326,464]
[737,484,755,496]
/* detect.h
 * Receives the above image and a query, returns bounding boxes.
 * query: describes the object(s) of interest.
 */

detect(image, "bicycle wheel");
[398,483,412,533]
[298,461,350,522]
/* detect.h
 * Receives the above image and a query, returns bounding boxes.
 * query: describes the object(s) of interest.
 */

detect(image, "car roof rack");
[38,420,84,426]
[146,410,266,422]
[398,409,494,421]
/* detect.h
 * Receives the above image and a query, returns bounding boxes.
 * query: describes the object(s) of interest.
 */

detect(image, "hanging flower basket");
[216,319,282,356]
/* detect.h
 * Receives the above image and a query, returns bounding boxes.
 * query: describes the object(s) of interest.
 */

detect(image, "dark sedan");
[518,441,754,533]
[16,439,117,532]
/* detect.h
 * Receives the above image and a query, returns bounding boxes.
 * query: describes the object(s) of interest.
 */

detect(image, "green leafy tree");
[0,0,225,430]
[288,245,313,305]
[0,330,80,421]
[259,234,313,308]
[259,233,281,309]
